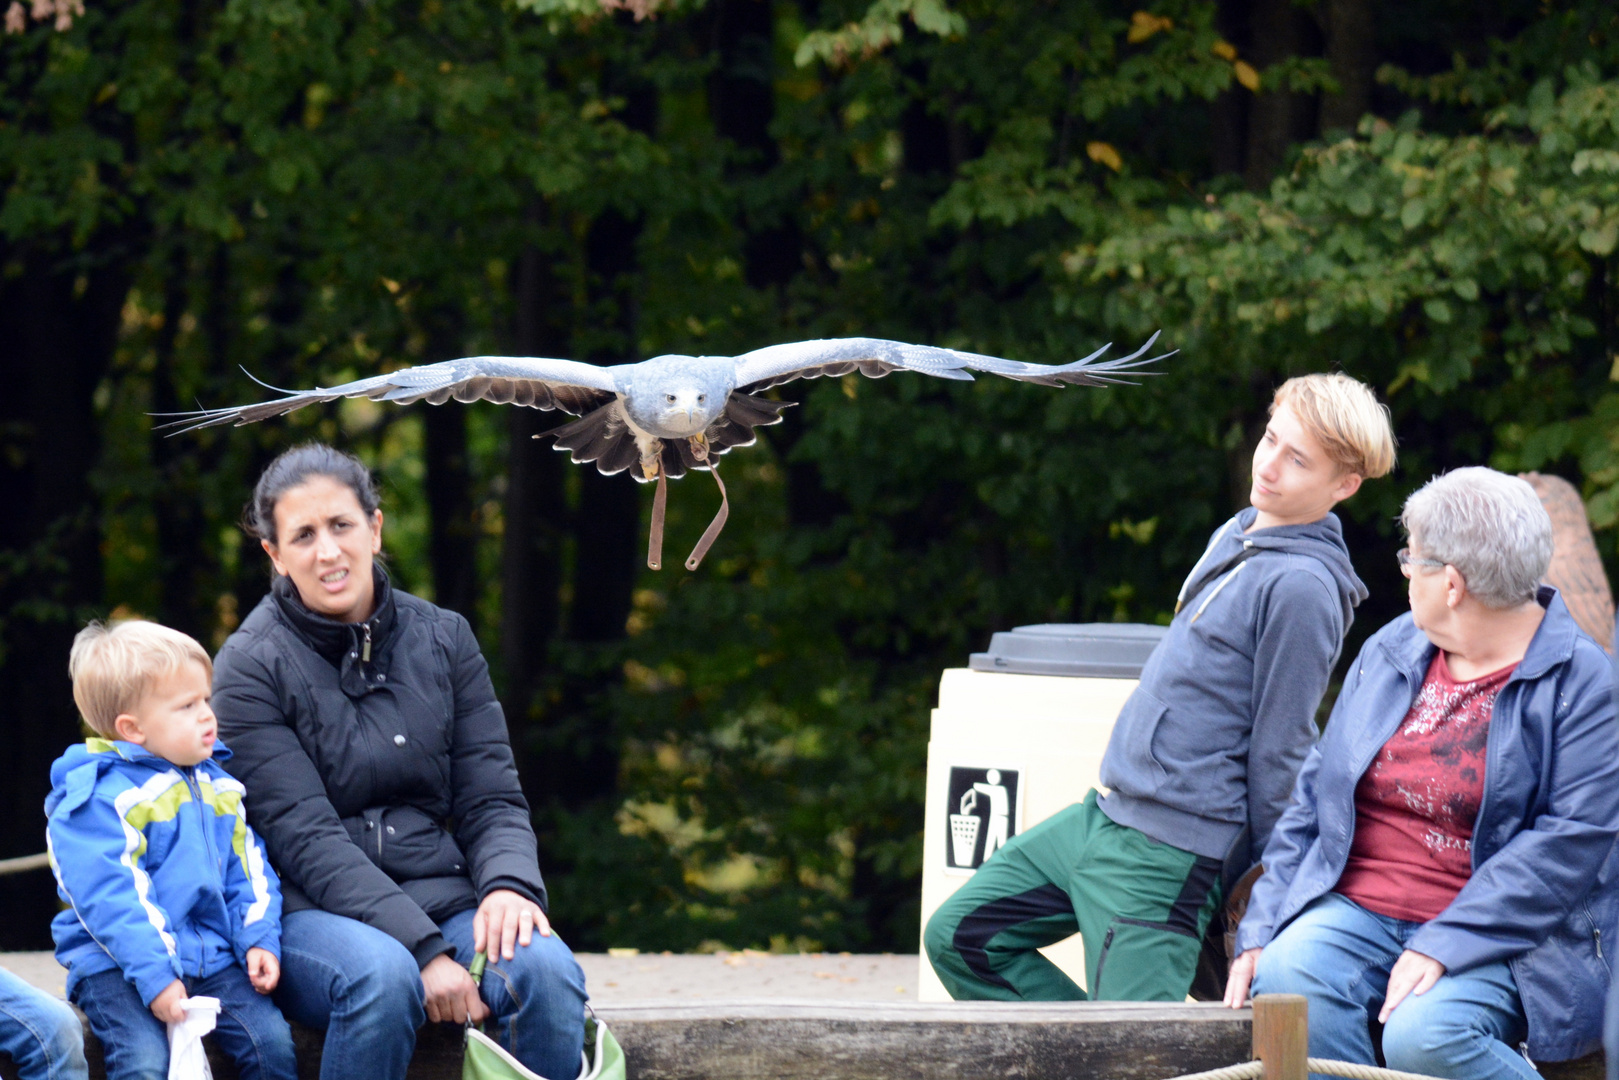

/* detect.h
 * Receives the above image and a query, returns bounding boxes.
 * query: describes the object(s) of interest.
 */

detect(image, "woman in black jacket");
[213,444,587,1080]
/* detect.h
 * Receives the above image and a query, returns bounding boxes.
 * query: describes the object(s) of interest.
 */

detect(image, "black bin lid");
[968,623,1168,678]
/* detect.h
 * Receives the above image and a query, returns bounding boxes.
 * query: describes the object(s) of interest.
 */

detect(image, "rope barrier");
[0,852,49,876]
[1308,1059,1451,1080]
[1163,1059,1448,1080]
[1160,1061,1264,1080]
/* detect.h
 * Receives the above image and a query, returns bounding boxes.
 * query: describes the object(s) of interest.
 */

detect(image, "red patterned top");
[1335,650,1515,923]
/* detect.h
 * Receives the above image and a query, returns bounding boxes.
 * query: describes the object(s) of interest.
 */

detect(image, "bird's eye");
[697,394,706,403]
[665,393,676,403]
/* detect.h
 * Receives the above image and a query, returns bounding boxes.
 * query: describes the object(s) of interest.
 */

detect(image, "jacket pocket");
[1091,915,1202,1001]
[1109,690,1170,797]
[343,805,468,884]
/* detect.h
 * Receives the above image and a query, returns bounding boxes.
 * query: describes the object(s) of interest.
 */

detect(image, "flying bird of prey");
[167,334,1170,570]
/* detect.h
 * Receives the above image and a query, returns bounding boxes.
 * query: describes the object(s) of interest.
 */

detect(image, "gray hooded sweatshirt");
[1098,507,1367,869]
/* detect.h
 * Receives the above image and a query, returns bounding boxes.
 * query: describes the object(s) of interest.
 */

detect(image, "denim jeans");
[1254,892,1536,1080]
[276,907,588,1080]
[0,965,87,1080]
[72,965,296,1080]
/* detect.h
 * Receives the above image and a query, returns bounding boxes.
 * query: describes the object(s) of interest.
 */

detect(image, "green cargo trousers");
[924,789,1223,1001]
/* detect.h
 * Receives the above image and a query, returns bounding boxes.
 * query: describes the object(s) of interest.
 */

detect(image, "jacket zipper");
[187,767,220,974]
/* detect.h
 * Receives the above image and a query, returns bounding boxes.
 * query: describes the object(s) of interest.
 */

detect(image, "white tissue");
[166,995,220,1080]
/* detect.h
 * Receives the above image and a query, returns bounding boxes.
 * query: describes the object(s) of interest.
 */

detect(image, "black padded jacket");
[212,568,546,969]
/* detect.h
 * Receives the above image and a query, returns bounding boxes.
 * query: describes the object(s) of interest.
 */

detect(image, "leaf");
[1452,278,1479,301]
[268,158,299,194]
[1086,141,1122,172]
[1211,40,1236,62]
[1423,298,1453,323]
[1126,11,1172,44]
[1400,199,1426,230]
[1579,222,1618,256]
[1233,61,1260,92]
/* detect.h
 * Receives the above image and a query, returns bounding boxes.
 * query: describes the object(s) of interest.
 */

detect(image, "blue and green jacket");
[45,739,282,1006]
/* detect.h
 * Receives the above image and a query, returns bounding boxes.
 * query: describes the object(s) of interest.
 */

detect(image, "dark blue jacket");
[1237,587,1619,1060]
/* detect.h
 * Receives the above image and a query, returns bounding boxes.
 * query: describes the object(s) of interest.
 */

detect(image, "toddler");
[46,620,295,1080]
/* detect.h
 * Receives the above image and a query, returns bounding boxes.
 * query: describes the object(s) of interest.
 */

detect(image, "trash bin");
[918,622,1167,1002]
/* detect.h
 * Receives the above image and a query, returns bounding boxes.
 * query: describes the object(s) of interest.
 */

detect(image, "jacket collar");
[1380,585,1575,683]
[81,738,232,767]
[271,564,396,667]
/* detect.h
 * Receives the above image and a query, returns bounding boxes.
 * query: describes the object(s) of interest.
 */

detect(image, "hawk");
[169,334,1169,569]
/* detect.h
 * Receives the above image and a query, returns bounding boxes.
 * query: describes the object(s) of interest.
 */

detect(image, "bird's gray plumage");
[162,333,1170,566]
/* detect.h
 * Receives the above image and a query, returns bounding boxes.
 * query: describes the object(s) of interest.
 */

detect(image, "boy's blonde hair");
[69,621,213,737]
[1272,373,1397,480]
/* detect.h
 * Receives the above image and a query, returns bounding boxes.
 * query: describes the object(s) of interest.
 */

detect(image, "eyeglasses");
[1397,548,1445,574]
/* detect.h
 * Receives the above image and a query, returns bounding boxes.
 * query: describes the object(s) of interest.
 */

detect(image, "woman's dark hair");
[243,443,381,544]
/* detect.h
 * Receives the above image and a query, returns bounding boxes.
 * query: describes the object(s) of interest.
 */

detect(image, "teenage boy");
[925,373,1396,1002]
[47,621,296,1080]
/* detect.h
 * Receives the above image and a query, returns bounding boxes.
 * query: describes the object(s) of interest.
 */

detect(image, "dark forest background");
[2,0,1617,951]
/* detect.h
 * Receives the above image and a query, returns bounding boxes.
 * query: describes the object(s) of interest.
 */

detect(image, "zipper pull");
[362,623,372,663]
[1596,927,1604,960]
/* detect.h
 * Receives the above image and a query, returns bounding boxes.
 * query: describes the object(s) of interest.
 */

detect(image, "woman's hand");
[422,954,488,1025]
[1378,949,1445,1022]
[474,888,552,962]
[1224,948,1262,1008]
[246,947,280,994]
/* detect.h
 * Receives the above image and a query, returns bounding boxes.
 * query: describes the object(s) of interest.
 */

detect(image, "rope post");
[1253,994,1308,1080]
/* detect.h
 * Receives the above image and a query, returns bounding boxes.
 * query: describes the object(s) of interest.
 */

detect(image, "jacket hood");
[45,738,233,815]
[1181,508,1368,618]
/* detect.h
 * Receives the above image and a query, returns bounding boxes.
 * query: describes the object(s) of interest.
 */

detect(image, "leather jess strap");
[644,462,729,572]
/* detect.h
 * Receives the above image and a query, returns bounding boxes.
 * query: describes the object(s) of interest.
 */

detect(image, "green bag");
[463,952,625,1080]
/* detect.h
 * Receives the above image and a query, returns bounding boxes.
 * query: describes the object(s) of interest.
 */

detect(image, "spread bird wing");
[730,333,1171,393]
[157,356,620,433]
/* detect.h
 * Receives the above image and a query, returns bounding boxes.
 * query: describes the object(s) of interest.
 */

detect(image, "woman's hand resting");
[474,888,552,962]
[1223,947,1262,1008]
[422,954,488,1025]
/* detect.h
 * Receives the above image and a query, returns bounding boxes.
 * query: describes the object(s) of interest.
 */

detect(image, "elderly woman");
[212,444,587,1080]
[1225,467,1619,1078]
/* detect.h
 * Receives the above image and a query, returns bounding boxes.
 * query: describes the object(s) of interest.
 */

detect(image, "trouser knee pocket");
[1091,915,1204,1001]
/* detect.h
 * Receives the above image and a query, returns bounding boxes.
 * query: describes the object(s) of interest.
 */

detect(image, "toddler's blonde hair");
[69,621,212,737]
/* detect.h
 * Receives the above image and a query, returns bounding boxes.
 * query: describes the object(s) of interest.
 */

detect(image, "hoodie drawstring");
[1190,559,1252,624]
[1175,518,1238,614]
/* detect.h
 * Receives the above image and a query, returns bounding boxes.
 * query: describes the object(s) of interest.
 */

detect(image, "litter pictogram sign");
[943,765,1022,875]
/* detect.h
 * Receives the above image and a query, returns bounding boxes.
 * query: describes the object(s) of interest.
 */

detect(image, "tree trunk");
[423,402,479,625]
[1241,0,1322,189]
[1318,0,1376,134]
[502,241,567,783]
[151,245,220,641]
[0,249,126,947]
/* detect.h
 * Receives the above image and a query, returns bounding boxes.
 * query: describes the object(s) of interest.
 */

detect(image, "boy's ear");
[1330,471,1364,503]
[112,713,146,745]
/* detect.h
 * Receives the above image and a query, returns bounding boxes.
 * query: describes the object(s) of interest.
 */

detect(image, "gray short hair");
[1401,467,1552,609]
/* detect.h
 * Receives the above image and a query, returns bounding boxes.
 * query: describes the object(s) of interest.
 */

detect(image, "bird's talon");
[689,434,709,461]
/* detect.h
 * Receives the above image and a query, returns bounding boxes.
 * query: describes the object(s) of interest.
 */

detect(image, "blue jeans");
[1254,893,1536,1080]
[72,965,295,1080]
[277,908,588,1080]
[0,966,87,1080]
